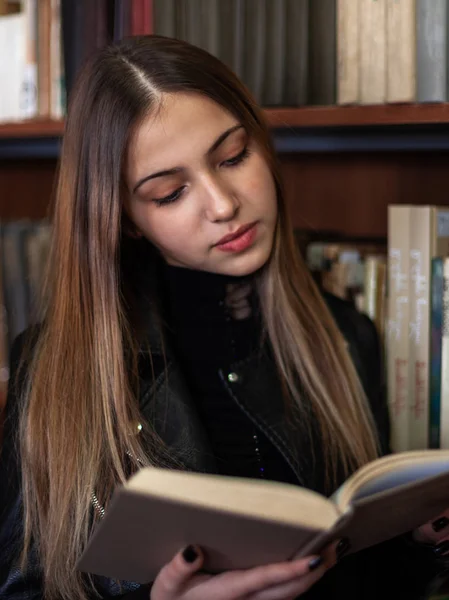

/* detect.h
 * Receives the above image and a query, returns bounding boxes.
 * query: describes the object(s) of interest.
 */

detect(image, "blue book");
[430,258,444,448]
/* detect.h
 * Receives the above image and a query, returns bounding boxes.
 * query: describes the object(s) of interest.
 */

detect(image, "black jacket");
[0,293,442,599]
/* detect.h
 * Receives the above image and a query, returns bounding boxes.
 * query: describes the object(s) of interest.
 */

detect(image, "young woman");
[0,35,448,600]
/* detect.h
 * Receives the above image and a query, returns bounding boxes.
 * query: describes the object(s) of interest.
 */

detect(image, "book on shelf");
[386,0,416,104]
[430,257,444,449]
[359,0,386,105]
[305,238,386,320]
[337,0,359,105]
[440,258,449,449]
[409,206,449,450]
[387,205,412,453]
[416,0,447,103]
[3,0,449,123]
[78,450,449,584]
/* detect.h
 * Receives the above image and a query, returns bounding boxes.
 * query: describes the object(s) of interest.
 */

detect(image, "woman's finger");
[414,510,449,545]
[247,559,327,599]
[206,556,324,599]
[152,545,204,599]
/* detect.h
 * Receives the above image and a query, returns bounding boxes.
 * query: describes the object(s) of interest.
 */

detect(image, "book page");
[347,461,449,501]
[333,450,449,510]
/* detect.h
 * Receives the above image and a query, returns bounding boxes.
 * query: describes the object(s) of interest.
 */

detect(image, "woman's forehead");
[126,93,239,179]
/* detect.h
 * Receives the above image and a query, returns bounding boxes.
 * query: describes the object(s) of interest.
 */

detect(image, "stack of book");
[0,219,50,408]
[387,205,449,453]
[302,206,449,455]
[304,236,387,341]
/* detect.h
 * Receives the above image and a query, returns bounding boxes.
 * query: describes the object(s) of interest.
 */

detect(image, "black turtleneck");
[162,264,297,485]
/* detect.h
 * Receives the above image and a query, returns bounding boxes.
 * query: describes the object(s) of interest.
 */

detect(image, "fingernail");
[434,541,449,556]
[308,556,323,571]
[336,538,350,561]
[182,545,198,563]
[432,517,449,533]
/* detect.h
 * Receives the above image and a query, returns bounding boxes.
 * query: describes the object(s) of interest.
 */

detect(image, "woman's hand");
[150,544,335,600]
[413,509,449,556]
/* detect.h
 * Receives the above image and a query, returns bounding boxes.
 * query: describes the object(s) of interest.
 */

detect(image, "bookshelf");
[4,105,449,159]
[2,105,449,236]
[0,119,64,137]
[266,104,449,127]
[4,104,449,138]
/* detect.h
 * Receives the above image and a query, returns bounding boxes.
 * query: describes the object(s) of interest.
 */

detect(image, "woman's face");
[124,93,278,277]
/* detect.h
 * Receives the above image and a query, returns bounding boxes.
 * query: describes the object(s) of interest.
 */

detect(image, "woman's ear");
[121,185,144,239]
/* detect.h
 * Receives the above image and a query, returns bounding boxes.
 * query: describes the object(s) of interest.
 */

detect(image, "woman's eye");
[221,146,250,168]
[152,186,185,207]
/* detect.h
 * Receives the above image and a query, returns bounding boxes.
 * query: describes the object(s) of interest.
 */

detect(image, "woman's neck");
[161,263,260,367]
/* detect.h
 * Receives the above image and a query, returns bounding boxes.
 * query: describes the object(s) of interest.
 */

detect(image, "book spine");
[142,0,153,34]
[1,223,31,350]
[386,0,416,103]
[441,258,449,448]
[337,0,359,105]
[308,0,337,105]
[50,0,64,119]
[202,0,219,57]
[409,206,431,450]
[37,0,51,117]
[20,0,38,119]
[0,224,9,416]
[263,0,286,106]
[408,206,449,449]
[284,0,308,106]
[130,0,144,35]
[364,256,379,321]
[416,0,447,102]
[2,12,27,122]
[387,205,412,452]
[366,256,387,341]
[360,0,386,104]
[184,0,203,48]
[429,257,444,448]
[153,0,175,37]
[232,0,245,80]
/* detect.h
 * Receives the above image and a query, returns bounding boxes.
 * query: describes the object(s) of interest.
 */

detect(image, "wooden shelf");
[3,108,449,237]
[4,105,449,157]
[265,103,449,128]
[2,104,449,137]
[0,119,64,138]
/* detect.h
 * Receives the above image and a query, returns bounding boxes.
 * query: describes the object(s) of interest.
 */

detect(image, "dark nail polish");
[432,517,449,533]
[308,556,323,571]
[434,541,449,556]
[336,538,351,561]
[182,545,198,563]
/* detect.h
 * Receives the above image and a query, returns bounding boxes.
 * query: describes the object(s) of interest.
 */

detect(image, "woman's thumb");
[154,545,204,597]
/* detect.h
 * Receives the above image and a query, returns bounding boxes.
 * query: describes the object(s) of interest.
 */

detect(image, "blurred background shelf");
[0,119,64,137]
[4,105,449,158]
[265,103,449,127]
[0,119,63,160]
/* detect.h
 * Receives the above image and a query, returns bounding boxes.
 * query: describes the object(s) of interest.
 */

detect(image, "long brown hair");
[18,36,379,600]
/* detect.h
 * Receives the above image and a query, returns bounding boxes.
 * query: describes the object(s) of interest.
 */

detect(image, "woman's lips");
[215,222,258,253]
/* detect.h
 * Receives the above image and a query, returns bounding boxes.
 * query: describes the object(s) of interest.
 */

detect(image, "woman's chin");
[213,243,272,278]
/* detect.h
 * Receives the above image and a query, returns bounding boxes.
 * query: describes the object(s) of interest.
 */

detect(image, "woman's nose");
[204,179,239,222]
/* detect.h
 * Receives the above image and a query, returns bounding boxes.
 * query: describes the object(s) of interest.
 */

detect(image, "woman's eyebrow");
[132,124,244,194]
[206,123,244,156]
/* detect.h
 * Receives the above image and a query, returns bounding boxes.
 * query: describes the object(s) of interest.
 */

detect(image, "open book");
[78,450,449,583]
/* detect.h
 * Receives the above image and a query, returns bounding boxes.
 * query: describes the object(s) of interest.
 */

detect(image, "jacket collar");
[137,340,327,493]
